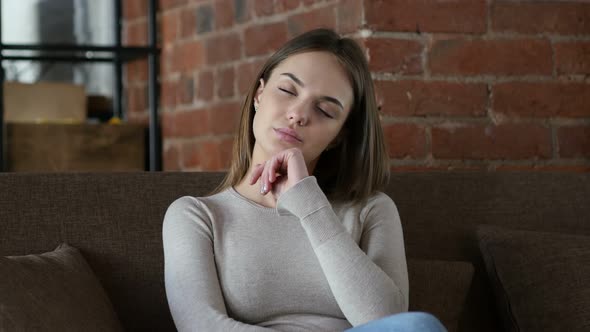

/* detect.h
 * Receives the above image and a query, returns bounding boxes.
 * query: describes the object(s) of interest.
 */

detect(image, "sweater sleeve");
[163,196,276,332]
[276,177,409,326]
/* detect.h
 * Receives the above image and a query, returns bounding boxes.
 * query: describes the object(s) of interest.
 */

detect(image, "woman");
[163,28,446,332]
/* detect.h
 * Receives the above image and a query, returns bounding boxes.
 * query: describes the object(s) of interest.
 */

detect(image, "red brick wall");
[124,0,590,172]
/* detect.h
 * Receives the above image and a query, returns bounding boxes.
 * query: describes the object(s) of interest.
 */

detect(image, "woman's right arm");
[163,196,274,332]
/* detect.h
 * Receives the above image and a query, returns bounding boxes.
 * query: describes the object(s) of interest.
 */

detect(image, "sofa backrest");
[387,172,590,331]
[0,172,224,331]
[1,172,588,331]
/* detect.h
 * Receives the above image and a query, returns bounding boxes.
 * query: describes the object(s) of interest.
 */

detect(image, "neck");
[233,144,279,208]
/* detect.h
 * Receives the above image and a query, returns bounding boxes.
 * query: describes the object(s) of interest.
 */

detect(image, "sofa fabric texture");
[0,243,123,331]
[478,226,590,332]
[0,172,588,332]
[407,259,473,332]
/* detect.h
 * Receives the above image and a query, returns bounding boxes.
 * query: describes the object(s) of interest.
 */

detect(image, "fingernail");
[260,184,267,194]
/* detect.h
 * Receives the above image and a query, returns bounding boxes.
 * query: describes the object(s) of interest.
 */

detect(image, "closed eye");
[317,107,333,119]
[278,88,295,96]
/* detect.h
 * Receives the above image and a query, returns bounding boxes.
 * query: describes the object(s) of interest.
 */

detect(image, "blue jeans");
[346,312,447,332]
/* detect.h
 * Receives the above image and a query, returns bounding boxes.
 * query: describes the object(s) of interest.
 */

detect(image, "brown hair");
[213,28,389,204]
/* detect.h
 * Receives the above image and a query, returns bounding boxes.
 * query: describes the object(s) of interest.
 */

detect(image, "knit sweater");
[163,176,408,332]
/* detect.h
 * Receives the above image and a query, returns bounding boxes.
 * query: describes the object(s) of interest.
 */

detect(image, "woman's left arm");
[275,176,409,327]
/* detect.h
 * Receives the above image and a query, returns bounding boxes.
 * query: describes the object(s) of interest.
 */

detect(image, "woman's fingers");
[260,162,269,194]
[261,156,284,195]
[252,148,308,196]
[261,159,275,195]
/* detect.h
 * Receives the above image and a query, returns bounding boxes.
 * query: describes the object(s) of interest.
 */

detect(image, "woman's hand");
[249,148,309,198]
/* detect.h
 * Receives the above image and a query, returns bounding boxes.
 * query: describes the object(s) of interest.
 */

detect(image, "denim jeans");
[346,312,447,332]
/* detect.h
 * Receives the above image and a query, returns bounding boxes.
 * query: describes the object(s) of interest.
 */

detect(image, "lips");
[274,127,303,143]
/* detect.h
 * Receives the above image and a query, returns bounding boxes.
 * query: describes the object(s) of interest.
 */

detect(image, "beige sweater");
[163,176,408,332]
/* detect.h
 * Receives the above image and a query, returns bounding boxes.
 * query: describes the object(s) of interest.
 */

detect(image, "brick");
[124,0,147,20]
[234,0,250,23]
[161,47,174,76]
[127,111,149,126]
[555,41,590,75]
[159,0,187,11]
[391,165,485,172]
[161,79,178,108]
[375,80,488,117]
[558,126,590,158]
[382,123,427,159]
[493,82,590,119]
[126,59,148,83]
[237,59,266,95]
[432,123,552,160]
[171,40,204,72]
[492,2,590,34]
[216,66,235,99]
[287,6,336,37]
[237,63,254,96]
[182,140,226,170]
[181,141,203,168]
[244,22,288,57]
[206,32,242,65]
[301,0,320,6]
[162,111,174,137]
[200,141,223,170]
[254,0,275,17]
[162,11,179,45]
[196,4,215,34]
[491,164,537,172]
[365,0,486,33]
[127,85,148,112]
[197,70,214,101]
[208,138,233,171]
[429,38,552,76]
[365,38,423,75]
[208,102,241,135]
[166,109,210,138]
[215,0,234,29]
[276,0,301,13]
[219,137,235,169]
[337,0,363,34]
[495,164,590,173]
[125,22,147,46]
[178,75,194,104]
[179,7,196,38]
[163,144,182,171]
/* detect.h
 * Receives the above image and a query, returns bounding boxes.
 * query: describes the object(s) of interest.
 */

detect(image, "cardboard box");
[6,123,145,171]
[4,82,87,123]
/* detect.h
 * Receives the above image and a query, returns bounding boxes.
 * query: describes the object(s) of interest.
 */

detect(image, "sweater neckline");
[228,187,278,215]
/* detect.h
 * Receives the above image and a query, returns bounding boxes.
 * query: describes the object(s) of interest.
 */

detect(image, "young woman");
[163,29,446,332]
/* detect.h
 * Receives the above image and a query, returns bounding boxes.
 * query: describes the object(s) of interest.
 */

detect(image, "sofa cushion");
[0,243,123,332]
[408,258,474,332]
[477,226,590,332]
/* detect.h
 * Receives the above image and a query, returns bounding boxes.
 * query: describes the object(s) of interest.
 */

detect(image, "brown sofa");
[1,172,589,331]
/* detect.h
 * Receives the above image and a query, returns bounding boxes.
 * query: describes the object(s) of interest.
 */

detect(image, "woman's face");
[252,51,354,168]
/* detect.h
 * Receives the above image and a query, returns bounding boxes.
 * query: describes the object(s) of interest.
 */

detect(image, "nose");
[286,101,310,126]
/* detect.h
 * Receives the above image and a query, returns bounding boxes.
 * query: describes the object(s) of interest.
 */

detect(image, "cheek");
[308,126,340,150]
[251,108,274,142]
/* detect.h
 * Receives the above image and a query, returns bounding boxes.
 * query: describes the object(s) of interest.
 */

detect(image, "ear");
[254,78,265,108]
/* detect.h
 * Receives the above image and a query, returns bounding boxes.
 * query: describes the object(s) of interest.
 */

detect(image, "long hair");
[213,28,389,204]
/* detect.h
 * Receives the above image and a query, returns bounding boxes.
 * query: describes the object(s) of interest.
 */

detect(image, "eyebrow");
[280,72,344,110]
